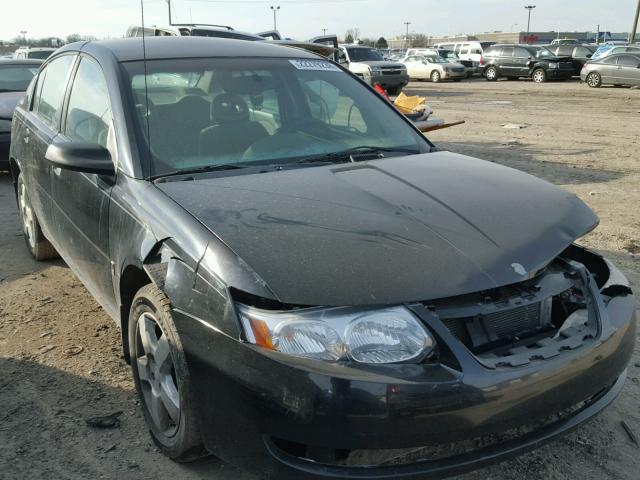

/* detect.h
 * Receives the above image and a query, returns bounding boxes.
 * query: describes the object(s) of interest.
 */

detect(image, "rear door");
[50,54,117,311]
[497,47,516,76]
[404,56,427,79]
[18,54,76,240]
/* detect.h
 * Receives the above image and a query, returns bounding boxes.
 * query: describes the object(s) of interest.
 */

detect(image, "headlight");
[237,304,435,364]
[548,62,559,68]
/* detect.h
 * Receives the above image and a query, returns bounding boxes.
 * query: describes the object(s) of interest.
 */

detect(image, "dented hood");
[156,152,598,306]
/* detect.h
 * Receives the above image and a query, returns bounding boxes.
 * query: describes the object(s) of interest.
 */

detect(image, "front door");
[616,55,640,86]
[50,55,117,312]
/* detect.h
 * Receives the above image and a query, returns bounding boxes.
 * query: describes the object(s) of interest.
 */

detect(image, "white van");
[432,41,495,64]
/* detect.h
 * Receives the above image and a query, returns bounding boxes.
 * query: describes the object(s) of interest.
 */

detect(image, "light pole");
[322,28,327,36]
[20,30,27,45]
[404,21,411,48]
[270,5,280,30]
[524,5,536,34]
[630,0,640,43]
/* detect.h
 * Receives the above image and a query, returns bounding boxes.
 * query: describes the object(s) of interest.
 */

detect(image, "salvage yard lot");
[1,78,639,479]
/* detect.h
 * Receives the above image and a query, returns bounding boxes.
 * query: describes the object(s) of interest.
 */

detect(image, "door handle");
[23,128,30,144]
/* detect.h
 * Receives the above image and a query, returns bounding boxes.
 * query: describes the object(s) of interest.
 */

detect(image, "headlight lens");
[237,304,434,364]
[548,62,559,68]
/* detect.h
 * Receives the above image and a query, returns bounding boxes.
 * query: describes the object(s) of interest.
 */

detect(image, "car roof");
[0,59,43,66]
[57,36,320,62]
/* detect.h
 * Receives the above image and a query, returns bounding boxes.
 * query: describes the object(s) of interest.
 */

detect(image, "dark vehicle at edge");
[480,44,575,82]
[0,59,42,169]
[8,37,636,479]
[546,43,596,75]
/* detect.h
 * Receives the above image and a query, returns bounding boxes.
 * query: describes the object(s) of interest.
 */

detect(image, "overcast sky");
[1,0,637,42]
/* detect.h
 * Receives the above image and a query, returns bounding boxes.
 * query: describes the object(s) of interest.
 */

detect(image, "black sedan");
[9,37,636,479]
[0,59,42,169]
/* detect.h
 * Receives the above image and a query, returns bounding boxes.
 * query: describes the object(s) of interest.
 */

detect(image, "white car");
[401,55,467,82]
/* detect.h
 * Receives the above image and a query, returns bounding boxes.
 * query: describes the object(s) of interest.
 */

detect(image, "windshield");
[533,47,556,58]
[425,56,447,64]
[124,57,430,178]
[0,65,39,92]
[440,51,459,60]
[27,50,53,60]
[346,48,384,62]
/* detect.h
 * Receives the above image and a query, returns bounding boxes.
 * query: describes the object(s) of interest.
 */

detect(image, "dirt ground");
[1,78,639,480]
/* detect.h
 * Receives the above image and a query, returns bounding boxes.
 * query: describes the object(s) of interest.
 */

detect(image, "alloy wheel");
[587,73,601,88]
[19,181,36,249]
[533,69,546,83]
[135,311,181,436]
[431,71,441,83]
[485,67,496,80]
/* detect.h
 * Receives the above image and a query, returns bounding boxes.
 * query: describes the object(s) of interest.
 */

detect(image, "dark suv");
[546,44,596,75]
[480,44,575,83]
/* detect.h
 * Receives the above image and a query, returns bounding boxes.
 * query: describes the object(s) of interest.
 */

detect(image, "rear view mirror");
[45,139,115,176]
[586,54,592,58]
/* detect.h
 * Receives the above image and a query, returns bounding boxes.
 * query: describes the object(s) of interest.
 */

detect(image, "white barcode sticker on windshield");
[289,59,341,72]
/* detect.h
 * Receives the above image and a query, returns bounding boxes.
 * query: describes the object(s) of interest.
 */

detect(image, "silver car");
[581,54,640,88]
[401,55,467,82]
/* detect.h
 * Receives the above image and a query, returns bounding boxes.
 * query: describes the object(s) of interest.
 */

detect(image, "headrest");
[212,93,249,124]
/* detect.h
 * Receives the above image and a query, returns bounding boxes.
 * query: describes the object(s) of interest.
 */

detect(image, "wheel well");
[119,265,152,363]
[8,158,20,197]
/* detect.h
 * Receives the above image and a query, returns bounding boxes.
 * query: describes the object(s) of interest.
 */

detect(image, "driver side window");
[299,78,367,133]
[64,57,112,149]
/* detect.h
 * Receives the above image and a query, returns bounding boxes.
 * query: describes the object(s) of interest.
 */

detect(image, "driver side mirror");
[586,54,592,58]
[45,139,115,176]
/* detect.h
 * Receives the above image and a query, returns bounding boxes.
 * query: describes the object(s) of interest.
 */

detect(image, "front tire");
[430,70,441,83]
[129,284,206,462]
[17,174,59,261]
[586,72,602,88]
[532,68,547,83]
[485,66,498,81]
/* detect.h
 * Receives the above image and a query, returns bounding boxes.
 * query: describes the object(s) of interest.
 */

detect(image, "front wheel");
[430,70,441,83]
[485,66,498,81]
[532,68,547,83]
[17,174,59,261]
[129,284,207,462]
[586,72,602,88]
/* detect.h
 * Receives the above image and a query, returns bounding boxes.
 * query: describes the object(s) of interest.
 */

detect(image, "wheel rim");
[533,70,545,83]
[432,71,440,82]
[486,68,495,80]
[19,182,36,249]
[588,73,599,87]
[135,312,180,436]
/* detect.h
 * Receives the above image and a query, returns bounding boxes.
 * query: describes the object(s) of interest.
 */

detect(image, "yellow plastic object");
[394,92,427,115]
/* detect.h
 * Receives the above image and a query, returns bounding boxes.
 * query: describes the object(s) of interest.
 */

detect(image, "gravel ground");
[1,77,639,480]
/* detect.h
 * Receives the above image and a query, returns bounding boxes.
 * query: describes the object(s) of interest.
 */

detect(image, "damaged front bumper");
[174,246,636,479]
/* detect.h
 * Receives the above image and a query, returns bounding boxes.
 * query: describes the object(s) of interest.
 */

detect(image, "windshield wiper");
[150,163,248,181]
[297,146,420,165]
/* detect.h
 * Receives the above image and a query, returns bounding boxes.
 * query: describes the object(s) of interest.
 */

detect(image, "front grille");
[382,69,403,75]
[451,67,465,73]
[441,301,550,352]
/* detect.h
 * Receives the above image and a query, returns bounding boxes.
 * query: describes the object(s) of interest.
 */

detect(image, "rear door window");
[500,47,514,57]
[601,56,619,65]
[64,56,112,148]
[513,47,530,58]
[32,55,75,130]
